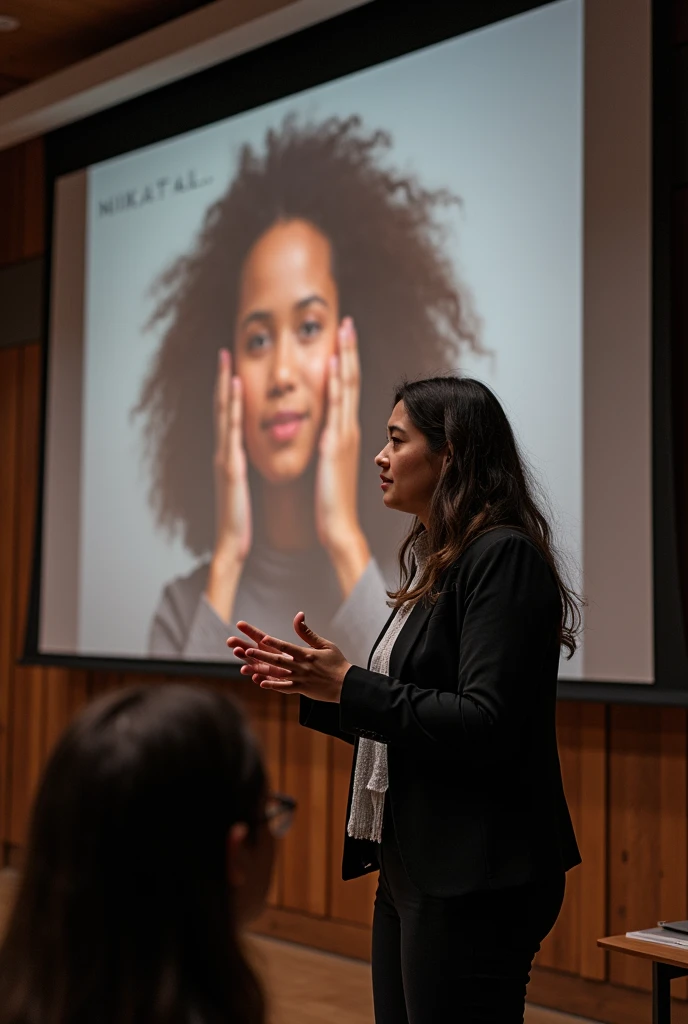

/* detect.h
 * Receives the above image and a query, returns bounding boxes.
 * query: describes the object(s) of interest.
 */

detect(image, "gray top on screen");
[148,545,391,668]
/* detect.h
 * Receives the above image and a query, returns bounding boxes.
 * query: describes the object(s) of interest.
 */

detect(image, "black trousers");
[372,812,566,1024]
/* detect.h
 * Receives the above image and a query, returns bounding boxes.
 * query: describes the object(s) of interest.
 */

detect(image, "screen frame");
[22,0,687,704]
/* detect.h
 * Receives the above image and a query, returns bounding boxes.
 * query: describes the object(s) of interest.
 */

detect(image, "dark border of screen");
[22,0,688,704]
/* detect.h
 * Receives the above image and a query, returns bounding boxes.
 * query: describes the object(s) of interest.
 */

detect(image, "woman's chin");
[255,448,312,485]
[383,492,411,516]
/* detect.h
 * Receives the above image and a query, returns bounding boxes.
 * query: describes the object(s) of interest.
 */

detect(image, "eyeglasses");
[262,792,297,838]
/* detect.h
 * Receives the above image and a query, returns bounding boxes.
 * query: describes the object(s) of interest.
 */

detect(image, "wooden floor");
[250,935,598,1024]
[0,870,593,1022]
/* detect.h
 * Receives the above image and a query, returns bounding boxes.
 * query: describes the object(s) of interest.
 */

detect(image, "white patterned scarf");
[346,534,430,843]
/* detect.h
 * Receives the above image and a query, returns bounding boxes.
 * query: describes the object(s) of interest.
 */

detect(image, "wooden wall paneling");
[281,699,329,916]
[577,702,608,980]
[608,705,664,992]
[0,146,25,267]
[236,683,283,801]
[6,670,45,850]
[539,703,606,981]
[538,702,583,973]
[41,669,71,764]
[659,707,688,998]
[229,680,285,908]
[328,737,376,927]
[0,347,20,852]
[251,905,372,963]
[43,667,90,763]
[673,190,688,638]
[8,343,47,847]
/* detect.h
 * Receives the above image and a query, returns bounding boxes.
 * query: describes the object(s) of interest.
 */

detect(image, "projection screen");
[24,0,675,700]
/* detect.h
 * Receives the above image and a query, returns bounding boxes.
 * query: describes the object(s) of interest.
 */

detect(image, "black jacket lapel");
[388,600,433,678]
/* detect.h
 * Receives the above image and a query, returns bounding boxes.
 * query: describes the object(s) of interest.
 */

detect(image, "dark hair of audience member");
[0,684,268,1024]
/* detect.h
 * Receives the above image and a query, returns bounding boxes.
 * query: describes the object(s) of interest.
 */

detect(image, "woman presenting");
[229,375,582,1024]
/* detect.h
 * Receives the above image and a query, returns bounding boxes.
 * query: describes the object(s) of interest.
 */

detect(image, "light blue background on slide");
[79,0,583,670]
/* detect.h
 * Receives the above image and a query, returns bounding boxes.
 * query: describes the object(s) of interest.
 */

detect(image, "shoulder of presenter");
[430,527,560,622]
[338,530,559,751]
[352,527,559,680]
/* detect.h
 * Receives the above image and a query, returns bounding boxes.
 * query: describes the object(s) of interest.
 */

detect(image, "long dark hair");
[133,114,483,559]
[0,685,266,1024]
[390,376,583,658]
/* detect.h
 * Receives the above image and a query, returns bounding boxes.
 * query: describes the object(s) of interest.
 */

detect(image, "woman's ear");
[227,822,250,888]
[226,816,275,925]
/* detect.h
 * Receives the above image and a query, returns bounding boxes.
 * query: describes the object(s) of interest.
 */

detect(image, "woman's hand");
[205,349,252,623]
[227,613,352,703]
[315,317,371,599]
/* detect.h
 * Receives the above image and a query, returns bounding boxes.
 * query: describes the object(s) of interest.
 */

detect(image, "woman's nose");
[375,450,389,468]
[268,331,297,395]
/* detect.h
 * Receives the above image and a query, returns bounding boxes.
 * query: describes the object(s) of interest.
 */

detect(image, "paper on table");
[626,928,688,949]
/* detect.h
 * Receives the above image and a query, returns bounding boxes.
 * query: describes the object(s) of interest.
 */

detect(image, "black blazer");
[300,528,581,898]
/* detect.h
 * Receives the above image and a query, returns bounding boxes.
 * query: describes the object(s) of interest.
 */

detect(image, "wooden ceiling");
[0,0,216,98]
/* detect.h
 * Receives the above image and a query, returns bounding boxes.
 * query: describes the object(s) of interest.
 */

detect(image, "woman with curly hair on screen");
[134,114,483,664]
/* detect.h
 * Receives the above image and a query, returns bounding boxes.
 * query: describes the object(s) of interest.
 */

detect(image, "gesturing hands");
[227,614,352,703]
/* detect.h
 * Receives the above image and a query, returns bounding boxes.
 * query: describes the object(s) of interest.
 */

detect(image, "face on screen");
[234,219,339,484]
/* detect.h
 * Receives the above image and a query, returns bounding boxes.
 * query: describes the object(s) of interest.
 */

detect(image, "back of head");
[0,684,266,1024]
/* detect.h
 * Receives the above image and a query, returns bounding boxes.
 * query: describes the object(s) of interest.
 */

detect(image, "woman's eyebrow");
[240,309,273,330]
[387,424,408,436]
[241,295,328,330]
[294,294,329,312]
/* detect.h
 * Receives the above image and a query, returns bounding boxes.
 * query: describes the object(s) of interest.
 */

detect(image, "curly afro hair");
[133,114,484,561]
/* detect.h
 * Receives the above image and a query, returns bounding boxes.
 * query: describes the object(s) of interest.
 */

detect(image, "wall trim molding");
[0,0,369,152]
[251,906,371,962]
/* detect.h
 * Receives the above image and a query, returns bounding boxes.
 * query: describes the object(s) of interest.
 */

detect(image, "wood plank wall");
[2,9,688,1019]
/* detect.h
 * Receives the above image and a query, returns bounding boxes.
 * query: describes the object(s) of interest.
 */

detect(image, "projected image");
[133,115,483,662]
[42,0,584,670]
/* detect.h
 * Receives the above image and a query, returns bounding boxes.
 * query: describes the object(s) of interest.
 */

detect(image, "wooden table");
[598,935,688,1024]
